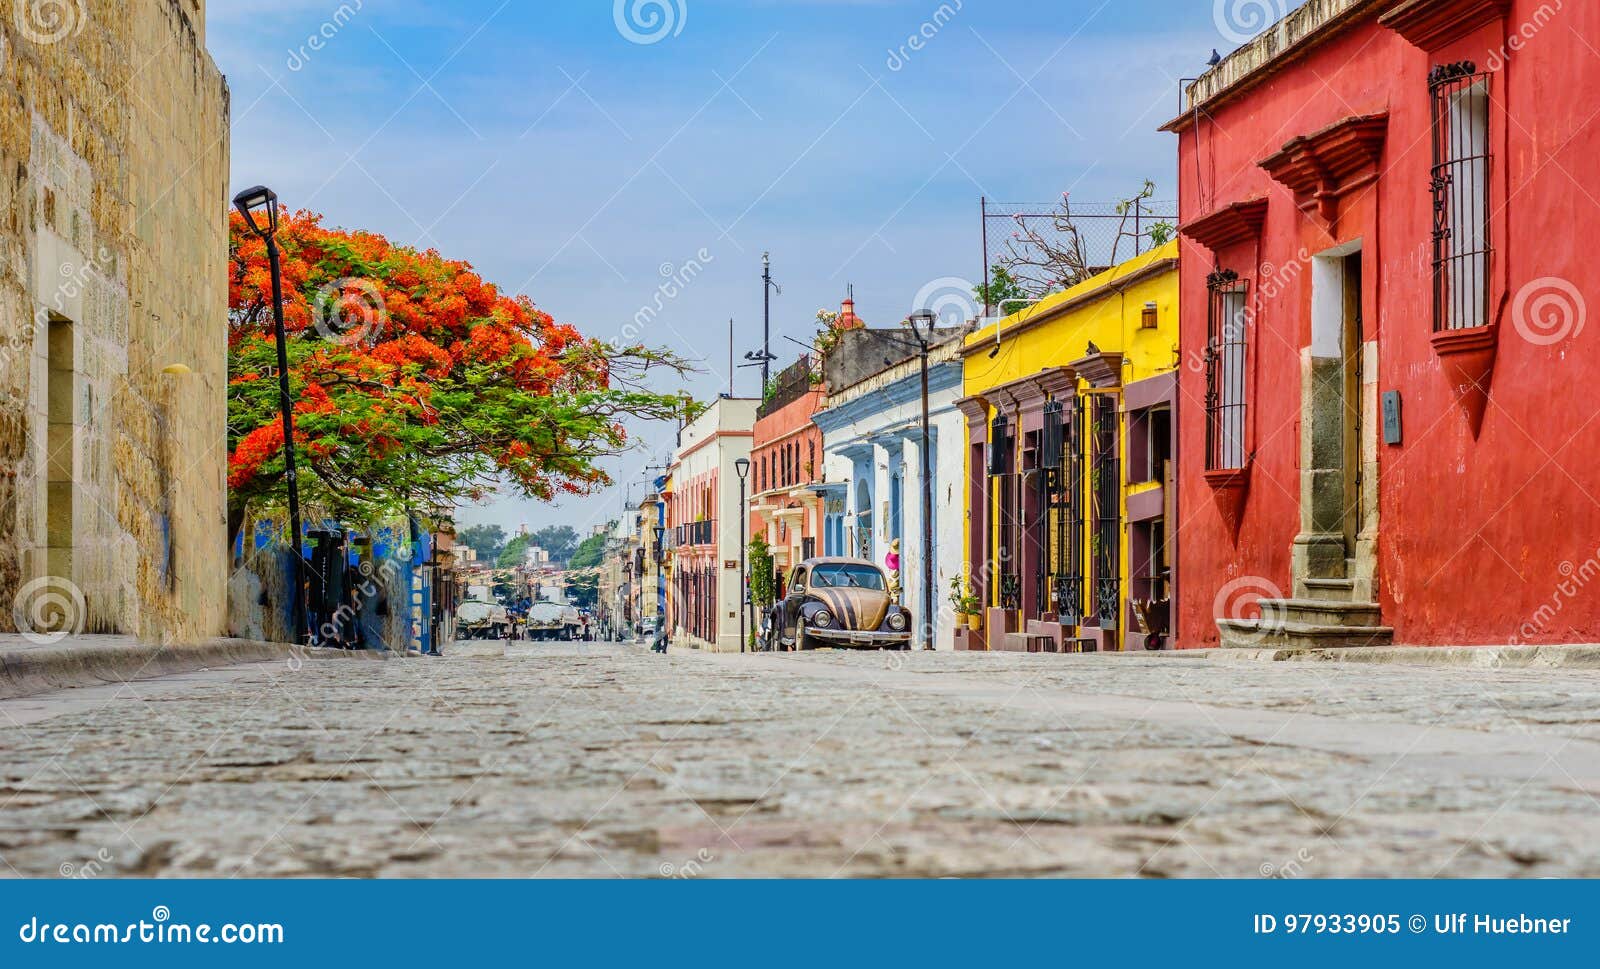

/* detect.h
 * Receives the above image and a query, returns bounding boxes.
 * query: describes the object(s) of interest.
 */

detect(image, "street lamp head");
[735,457,751,481]
[232,185,280,239]
[906,309,938,338]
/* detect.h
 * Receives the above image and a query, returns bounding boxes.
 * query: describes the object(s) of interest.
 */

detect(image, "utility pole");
[762,252,775,390]
[907,311,938,650]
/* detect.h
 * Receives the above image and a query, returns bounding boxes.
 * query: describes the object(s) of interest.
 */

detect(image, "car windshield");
[809,565,886,590]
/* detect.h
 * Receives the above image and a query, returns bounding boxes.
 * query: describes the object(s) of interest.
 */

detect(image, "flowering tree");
[228,210,693,538]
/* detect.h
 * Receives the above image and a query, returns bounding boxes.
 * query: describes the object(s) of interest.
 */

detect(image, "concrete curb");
[1210,643,1600,669]
[0,637,384,700]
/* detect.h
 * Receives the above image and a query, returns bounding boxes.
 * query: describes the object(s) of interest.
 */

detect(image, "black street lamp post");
[233,185,308,647]
[734,457,751,653]
[652,524,666,647]
[905,310,938,650]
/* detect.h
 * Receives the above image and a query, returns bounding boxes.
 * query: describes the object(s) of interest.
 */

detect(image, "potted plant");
[948,576,968,624]
[963,591,984,631]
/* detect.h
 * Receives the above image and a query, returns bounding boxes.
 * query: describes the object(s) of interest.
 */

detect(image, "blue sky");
[209,0,1276,535]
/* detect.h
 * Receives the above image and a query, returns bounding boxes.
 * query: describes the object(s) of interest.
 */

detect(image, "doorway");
[1339,253,1364,557]
[1299,243,1375,593]
[46,316,74,583]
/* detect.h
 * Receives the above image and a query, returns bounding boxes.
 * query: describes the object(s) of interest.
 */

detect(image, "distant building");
[749,353,828,580]
[960,241,1179,652]
[665,396,758,652]
[813,318,966,649]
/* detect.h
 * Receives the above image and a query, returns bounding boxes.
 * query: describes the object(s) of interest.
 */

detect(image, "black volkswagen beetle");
[762,557,913,651]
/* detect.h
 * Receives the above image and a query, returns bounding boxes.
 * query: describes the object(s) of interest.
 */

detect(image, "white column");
[901,432,927,639]
[872,442,892,567]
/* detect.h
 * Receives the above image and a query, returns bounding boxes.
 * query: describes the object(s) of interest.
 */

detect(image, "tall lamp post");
[653,523,666,648]
[734,457,751,653]
[905,310,938,650]
[233,185,308,646]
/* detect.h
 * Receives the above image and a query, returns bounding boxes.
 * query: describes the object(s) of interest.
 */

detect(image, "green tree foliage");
[567,571,599,608]
[569,530,608,570]
[457,523,506,563]
[973,265,1028,313]
[531,525,581,564]
[497,533,532,569]
[748,536,776,610]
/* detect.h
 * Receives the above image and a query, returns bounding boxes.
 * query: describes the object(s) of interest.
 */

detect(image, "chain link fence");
[979,198,1178,317]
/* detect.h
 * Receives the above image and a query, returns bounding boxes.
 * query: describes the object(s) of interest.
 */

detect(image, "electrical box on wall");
[1382,391,1402,445]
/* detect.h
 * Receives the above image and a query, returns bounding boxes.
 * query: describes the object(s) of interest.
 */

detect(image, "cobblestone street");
[4,642,1600,878]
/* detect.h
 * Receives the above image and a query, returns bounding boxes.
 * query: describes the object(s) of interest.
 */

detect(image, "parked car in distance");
[764,557,913,651]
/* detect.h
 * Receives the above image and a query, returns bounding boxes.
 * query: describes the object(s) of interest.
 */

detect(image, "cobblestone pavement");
[3,641,1600,878]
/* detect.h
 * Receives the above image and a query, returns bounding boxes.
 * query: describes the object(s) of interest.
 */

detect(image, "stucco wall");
[0,1,229,642]
[1171,0,1600,647]
[816,357,965,649]
[669,397,757,652]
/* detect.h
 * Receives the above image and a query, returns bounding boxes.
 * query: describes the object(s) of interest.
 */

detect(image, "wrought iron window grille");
[1205,272,1250,471]
[1429,61,1492,332]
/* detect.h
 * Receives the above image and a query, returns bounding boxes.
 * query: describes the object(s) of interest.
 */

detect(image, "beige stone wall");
[0,1,229,642]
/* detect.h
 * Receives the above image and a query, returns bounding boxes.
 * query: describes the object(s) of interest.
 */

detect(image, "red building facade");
[1168,0,1600,648]
[749,355,828,579]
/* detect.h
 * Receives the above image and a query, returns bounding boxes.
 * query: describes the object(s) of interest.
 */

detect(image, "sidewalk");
[1213,642,1600,669]
[0,634,383,700]
[652,638,1600,669]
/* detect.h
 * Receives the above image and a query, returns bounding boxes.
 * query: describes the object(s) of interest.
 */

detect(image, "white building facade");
[666,396,758,652]
[814,339,965,649]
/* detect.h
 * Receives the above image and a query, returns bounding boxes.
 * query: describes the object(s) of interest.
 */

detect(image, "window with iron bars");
[1042,399,1085,622]
[1091,394,1120,628]
[1205,270,1249,471]
[1430,62,1491,331]
[988,412,1013,477]
[989,411,1019,609]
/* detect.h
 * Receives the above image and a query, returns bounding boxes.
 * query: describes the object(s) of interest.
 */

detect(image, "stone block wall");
[0,1,229,642]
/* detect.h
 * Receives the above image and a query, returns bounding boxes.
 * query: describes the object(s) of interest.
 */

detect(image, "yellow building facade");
[956,241,1179,652]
